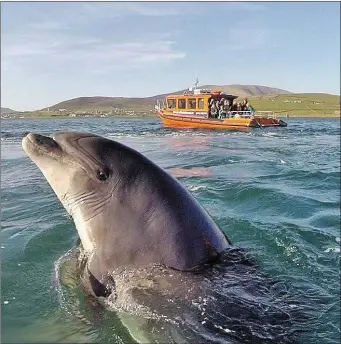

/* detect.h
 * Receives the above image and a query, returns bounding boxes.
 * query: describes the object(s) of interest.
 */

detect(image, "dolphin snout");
[22,131,30,139]
[29,133,58,147]
[23,133,61,154]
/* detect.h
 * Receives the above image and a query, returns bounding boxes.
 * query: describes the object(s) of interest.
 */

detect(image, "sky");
[1,1,340,111]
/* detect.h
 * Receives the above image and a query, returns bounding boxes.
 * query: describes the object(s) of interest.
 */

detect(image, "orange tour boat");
[155,80,287,130]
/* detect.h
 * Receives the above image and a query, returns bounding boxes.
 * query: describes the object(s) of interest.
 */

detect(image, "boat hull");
[157,110,287,130]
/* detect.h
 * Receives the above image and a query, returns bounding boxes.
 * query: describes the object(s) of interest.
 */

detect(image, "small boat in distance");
[155,79,287,130]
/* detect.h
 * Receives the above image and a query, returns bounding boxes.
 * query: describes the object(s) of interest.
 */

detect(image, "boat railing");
[155,99,166,110]
[254,111,277,119]
[227,111,277,119]
[155,103,278,120]
[227,111,253,118]
[221,111,277,119]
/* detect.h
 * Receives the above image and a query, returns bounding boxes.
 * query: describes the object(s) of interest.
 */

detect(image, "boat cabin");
[164,88,238,116]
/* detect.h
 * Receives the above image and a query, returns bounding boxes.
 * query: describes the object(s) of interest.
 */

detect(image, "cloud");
[226,25,275,51]
[2,30,186,75]
[223,2,267,11]
[123,3,183,16]
[78,2,183,19]
[1,2,186,87]
[28,21,65,31]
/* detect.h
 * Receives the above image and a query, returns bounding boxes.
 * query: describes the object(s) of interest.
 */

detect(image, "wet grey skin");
[22,132,231,295]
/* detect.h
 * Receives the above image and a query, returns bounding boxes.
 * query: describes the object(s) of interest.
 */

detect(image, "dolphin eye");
[96,169,110,181]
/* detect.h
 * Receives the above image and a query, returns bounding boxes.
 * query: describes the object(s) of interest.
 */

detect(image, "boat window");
[167,99,176,109]
[188,98,196,109]
[198,98,204,109]
[178,99,186,109]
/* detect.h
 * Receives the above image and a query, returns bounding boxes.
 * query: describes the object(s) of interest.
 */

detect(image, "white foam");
[262,132,279,137]
[324,247,340,253]
[214,324,233,333]
[188,185,206,192]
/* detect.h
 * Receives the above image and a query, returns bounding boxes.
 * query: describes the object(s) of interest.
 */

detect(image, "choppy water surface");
[1,117,340,343]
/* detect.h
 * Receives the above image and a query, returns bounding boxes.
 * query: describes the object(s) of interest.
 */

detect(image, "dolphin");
[22,131,304,343]
[22,131,230,273]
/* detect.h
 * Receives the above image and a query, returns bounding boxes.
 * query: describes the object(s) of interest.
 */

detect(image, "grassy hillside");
[47,96,154,112]
[43,85,291,112]
[193,84,291,98]
[150,84,291,100]
[5,85,340,118]
[243,93,340,117]
[43,92,339,118]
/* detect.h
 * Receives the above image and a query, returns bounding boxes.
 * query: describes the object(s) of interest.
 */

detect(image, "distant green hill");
[11,85,340,118]
[150,84,291,100]
[46,96,154,112]
[243,93,340,117]
[45,85,291,112]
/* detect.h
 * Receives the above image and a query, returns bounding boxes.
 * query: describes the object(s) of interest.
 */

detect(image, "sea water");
[1,117,340,343]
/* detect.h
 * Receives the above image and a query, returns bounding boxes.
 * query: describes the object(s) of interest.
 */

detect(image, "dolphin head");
[22,132,145,251]
[22,131,230,278]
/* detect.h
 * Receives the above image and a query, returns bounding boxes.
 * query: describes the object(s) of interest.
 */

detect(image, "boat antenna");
[194,77,199,89]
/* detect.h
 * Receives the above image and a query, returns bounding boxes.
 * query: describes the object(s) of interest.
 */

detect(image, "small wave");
[1,131,28,139]
[324,237,341,253]
[324,247,340,253]
[261,132,280,137]
[106,130,213,140]
[187,185,207,191]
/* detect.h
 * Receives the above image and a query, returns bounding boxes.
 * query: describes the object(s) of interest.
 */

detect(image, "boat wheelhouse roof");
[166,88,239,100]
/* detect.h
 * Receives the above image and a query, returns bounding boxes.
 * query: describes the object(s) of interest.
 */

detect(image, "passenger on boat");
[240,100,255,117]
[207,97,213,117]
[229,101,236,118]
[210,102,218,118]
[248,103,255,115]
[236,103,242,114]
[240,101,248,116]
[218,105,225,119]
[222,98,228,109]
[221,98,230,119]
[216,101,221,118]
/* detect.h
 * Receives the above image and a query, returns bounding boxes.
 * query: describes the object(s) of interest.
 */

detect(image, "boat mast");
[194,77,199,89]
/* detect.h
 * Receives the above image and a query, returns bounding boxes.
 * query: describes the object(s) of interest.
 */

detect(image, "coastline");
[2,113,340,120]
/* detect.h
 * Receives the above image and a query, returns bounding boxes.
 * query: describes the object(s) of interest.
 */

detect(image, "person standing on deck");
[223,98,229,118]
[208,97,215,118]
[248,103,255,116]
[211,101,218,118]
